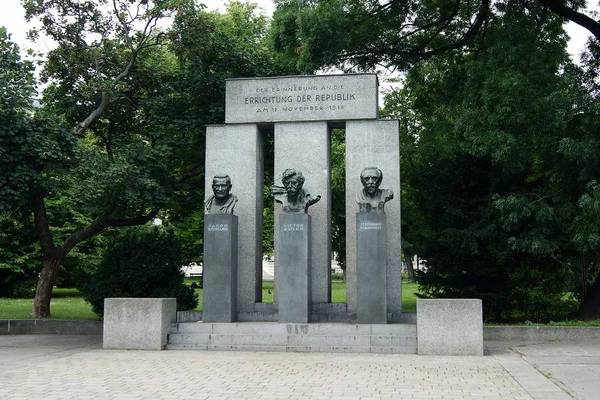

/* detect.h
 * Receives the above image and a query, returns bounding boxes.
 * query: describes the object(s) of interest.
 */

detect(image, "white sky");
[0,0,597,71]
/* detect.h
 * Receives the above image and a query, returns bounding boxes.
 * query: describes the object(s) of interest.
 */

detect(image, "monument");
[202,174,238,322]
[203,73,402,323]
[356,167,392,324]
[273,169,320,323]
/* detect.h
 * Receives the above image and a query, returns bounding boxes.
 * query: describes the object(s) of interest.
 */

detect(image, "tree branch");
[61,208,160,255]
[537,0,600,41]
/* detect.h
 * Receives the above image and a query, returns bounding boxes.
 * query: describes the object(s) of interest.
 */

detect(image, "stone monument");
[356,167,392,324]
[274,169,320,323]
[202,174,238,322]
[202,73,401,323]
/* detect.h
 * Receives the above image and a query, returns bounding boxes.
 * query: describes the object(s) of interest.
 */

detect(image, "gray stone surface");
[278,214,311,323]
[485,325,600,341]
[103,298,176,350]
[356,213,387,324]
[203,214,238,322]
[0,319,102,335]
[346,120,401,316]
[205,124,263,314]
[226,74,378,124]
[274,121,331,305]
[3,333,600,399]
[177,310,203,323]
[417,299,483,356]
[168,322,417,353]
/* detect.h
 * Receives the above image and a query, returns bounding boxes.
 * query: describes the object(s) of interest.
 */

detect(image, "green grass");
[0,288,99,320]
[188,279,419,311]
[0,281,421,319]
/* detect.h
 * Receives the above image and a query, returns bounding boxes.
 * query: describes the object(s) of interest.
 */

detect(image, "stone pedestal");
[203,214,238,322]
[274,121,331,305]
[356,213,387,324]
[346,120,401,318]
[205,124,263,314]
[278,214,311,323]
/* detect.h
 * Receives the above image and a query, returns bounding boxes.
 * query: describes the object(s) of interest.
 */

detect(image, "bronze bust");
[205,174,238,214]
[273,169,321,213]
[356,167,393,213]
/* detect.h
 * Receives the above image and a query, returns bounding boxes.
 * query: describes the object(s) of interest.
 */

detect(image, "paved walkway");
[0,335,598,399]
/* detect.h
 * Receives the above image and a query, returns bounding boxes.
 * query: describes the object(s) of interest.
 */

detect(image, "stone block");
[103,298,176,350]
[278,214,311,323]
[226,74,378,124]
[274,121,331,305]
[346,120,401,317]
[205,124,263,314]
[203,214,238,322]
[356,213,387,324]
[177,310,203,323]
[417,299,483,356]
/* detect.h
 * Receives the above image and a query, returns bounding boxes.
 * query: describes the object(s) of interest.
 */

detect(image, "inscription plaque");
[225,74,378,124]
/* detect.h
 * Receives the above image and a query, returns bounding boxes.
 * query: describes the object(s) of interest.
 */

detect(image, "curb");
[2,319,599,342]
[484,325,600,341]
[0,319,103,335]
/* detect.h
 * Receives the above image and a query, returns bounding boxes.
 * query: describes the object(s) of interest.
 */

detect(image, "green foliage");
[381,6,596,322]
[271,0,491,73]
[331,129,346,270]
[78,226,198,317]
[0,213,40,298]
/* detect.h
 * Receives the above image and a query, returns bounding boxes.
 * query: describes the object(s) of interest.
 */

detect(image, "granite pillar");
[356,213,387,324]
[274,122,331,305]
[346,120,401,319]
[202,214,238,322]
[278,214,311,323]
[205,124,263,314]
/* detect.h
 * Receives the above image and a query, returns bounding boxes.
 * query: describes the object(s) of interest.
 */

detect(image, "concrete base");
[278,214,311,323]
[168,322,417,354]
[417,299,483,356]
[356,213,387,324]
[203,214,238,322]
[103,298,176,350]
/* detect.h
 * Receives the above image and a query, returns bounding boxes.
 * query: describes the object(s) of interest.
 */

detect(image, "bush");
[79,226,198,317]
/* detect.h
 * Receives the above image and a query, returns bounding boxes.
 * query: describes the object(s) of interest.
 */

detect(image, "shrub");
[79,226,198,317]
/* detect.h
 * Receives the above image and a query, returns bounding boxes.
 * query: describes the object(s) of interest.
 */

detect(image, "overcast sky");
[0,0,596,67]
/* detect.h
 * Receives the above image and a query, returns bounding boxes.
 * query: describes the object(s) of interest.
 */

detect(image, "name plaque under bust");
[225,74,378,124]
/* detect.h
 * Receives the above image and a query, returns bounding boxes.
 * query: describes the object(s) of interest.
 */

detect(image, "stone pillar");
[203,214,238,322]
[278,214,311,323]
[205,124,263,314]
[356,213,387,324]
[345,120,401,318]
[274,122,331,305]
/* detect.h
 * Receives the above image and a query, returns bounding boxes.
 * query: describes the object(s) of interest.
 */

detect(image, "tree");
[381,5,598,321]
[2,0,194,317]
[2,1,298,318]
[270,0,600,73]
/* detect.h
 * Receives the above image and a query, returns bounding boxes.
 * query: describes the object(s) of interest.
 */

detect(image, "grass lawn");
[0,281,421,319]
[0,288,100,320]
[3,282,600,326]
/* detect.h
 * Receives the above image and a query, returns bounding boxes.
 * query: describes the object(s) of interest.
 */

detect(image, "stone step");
[166,322,417,354]
[171,322,417,336]
[165,343,417,354]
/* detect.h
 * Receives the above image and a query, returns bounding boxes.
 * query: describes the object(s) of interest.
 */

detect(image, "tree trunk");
[32,250,63,318]
[575,275,600,320]
[404,250,415,283]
